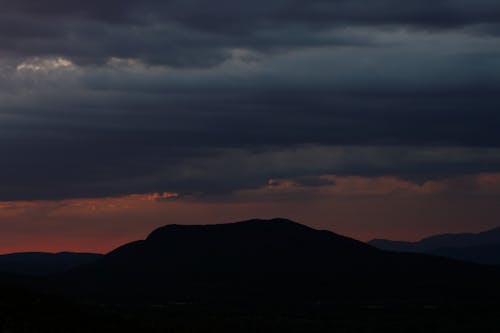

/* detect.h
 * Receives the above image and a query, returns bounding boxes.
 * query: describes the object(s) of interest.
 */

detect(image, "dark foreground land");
[2,219,500,332]
[2,288,500,333]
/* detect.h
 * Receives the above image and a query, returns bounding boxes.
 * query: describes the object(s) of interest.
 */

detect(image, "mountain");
[369,226,500,265]
[0,252,103,276]
[2,219,499,332]
[58,218,499,304]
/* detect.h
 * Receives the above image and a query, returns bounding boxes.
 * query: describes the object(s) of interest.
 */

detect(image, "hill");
[0,252,103,276]
[369,226,500,265]
[1,219,500,332]
[58,218,498,304]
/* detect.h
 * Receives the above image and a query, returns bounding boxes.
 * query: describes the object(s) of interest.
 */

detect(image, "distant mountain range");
[3,222,500,280]
[369,226,500,265]
[0,252,103,275]
[55,218,498,304]
[2,218,500,332]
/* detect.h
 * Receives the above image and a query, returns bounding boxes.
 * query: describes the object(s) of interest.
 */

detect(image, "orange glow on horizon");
[1,174,500,254]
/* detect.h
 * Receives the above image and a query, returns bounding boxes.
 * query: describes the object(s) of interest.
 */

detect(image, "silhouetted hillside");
[2,219,500,332]
[0,284,149,333]
[0,252,103,276]
[103,218,379,273]
[369,226,500,264]
[58,219,499,304]
[4,283,500,333]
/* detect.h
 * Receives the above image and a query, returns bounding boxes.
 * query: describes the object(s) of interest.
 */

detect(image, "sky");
[1,0,500,253]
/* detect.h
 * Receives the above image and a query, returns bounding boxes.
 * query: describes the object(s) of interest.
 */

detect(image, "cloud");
[1,0,500,67]
[268,176,337,188]
[16,57,75,72]
[0,1,499,201]
[1,140,500,201]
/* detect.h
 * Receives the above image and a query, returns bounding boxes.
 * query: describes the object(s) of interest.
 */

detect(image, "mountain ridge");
[54,218,497,304]
[369,225,500,264]
[0,252,103,276]
[100,218,379,273]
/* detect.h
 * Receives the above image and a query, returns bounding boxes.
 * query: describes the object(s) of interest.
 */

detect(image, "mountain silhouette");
[0,252,103,276]
[0,219,498,332]
[369,226,500,264]
[58,218,498,304]
[102,218,379,272]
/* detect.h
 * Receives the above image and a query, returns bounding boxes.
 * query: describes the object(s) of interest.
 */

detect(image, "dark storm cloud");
[0,0,500,200]
[269,176,337,188]
[1,0,500,66]
[4,0,500,28]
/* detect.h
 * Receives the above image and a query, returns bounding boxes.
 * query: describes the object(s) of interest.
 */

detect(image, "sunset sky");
[1,0,500,253]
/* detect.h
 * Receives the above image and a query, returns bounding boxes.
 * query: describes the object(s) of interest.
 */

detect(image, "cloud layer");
[2,0,500,66]
[0,0,499,200]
